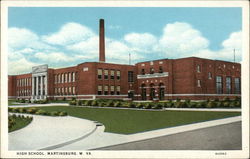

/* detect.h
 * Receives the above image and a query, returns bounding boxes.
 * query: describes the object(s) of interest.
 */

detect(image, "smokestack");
[99,19,105,63]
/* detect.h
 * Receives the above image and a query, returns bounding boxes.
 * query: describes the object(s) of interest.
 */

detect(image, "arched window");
[159,83,165,100]
[141,84,147,100]
[150,83,155,100]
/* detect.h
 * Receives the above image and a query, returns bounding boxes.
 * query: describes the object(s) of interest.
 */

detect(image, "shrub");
[176,98,181,102]
[223,102,230,108]
[35,109,48,115]
[50,111,59,116]
[27,108,39,114]
[8,107,13,112]
[143,103,152,109]
[153,102,163,109]
[11,114,17,118]
[185,99,191,104]
[174,101,183,108]
[216,101,223,108]
[76,100,82,106]
[182,102,188,108]
[86,100,93,106]
[107,100,115,107]
[114,101,121,107]
[234,96,240,102]
[229,102,235,108]
[207,101,216,108]
[235,101,241,108]
[223,97,230,102]
[69,100,76,106]
[214,98,219,102]
[58,111,67,116]
[136,103,143,109]
[91,100,98,106]
[40,100,48,104]
[196,102,206,108]
[165,102,173,108]
[128,102,136,108]
[21,99,26,103]
[18,108,27,113]
[98,102,105,107]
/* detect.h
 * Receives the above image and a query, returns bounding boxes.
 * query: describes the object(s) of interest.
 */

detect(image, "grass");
[32,106,240,134]
[8,100,27,106]
[9,116,33,132]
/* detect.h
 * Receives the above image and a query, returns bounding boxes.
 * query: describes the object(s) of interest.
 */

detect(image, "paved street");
[100,121,241,150]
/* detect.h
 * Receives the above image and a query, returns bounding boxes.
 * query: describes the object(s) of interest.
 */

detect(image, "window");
[141,69,145,75]
[110,86,115,95]
[226,77,231,94]
[150,68,154,74]
[61,74,64,83]
[117,70,120,80]
[98,85,102,95]
[197,80,201,87]
[72,87,75,95]
[208,72,212,79]
[65,73,68,83]
[58,74,61,83]
[58,88,61,95]
[197,65,201,73]
[235,78,240,94]
[61,87,64,95]
[159,66,163,73]
[69,87,71,94]
[128,71,134,82]
[104,85,108,95]
[104,70,108,80]
[54,75,57,84]
[216,76,223,94]
[55,88,57,94]
[97,69,102,80]
[116,86,120,95]
[65,87,68,94]
[110,70,115,80]
[72,72,75,82]
[68,73,71,82]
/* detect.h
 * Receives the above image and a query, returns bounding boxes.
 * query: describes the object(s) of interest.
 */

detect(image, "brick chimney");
[99,19,105,63]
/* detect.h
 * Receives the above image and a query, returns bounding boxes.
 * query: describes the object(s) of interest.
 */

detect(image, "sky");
[8,7,242,75]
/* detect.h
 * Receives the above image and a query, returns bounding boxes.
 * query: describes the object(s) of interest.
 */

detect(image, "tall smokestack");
[99,19,105,63]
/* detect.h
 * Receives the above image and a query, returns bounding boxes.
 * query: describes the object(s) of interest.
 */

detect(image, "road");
[100,121,241,150]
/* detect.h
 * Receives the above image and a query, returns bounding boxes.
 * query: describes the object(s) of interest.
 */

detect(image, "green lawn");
[33,106,240,134]
[9,116,33,132]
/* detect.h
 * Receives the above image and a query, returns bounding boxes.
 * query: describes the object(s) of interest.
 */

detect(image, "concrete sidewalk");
[9,103,68,107]
[9,114,96,150]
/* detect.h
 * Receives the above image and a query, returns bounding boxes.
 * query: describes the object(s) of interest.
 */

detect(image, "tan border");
[1,1,249,158]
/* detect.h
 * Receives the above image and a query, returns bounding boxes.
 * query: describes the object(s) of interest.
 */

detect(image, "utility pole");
[129,53,131,65]
[233,48,235,63]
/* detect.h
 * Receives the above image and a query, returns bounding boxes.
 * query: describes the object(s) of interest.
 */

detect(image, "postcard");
[1,0,249,158]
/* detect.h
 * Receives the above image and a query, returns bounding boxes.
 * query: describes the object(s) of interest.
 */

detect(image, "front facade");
[8,19,241,101]
[8,56,241,101]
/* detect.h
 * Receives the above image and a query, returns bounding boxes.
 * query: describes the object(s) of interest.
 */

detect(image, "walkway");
[100,121,242,150]
[9,114,96,150]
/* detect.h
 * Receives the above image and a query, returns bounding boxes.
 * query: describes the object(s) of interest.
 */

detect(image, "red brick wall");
[8,57,241,101]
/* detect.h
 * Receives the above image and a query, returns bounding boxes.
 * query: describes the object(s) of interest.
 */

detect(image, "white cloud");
[66,36,99,54]
[158,22,209,58]
[124,33,157,52]
[8,58,37,75]
[8,28,39,49]
[34,52,75,63]
[42,22,95,45]
[8,21,242,75]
